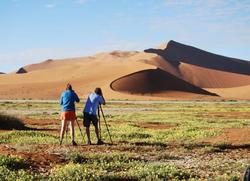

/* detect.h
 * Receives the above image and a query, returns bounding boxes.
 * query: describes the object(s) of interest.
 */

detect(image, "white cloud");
[74,0,88,5]
[45,4,55,9]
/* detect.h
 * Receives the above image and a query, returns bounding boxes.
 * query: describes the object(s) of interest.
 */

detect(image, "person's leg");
[59,120,67,145]
[69,120,77,145]
[94,124,100,141]
[93,116,104,145]
[84,113,91,144]
[86,126,91,144]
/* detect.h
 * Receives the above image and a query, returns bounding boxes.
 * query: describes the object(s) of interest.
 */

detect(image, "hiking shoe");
[97,139,105,145]
[72,141,77,146]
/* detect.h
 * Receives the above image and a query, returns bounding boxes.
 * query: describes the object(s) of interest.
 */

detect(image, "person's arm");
[74,91,80,103]
[99,95,106,105]
[60,93,63,105]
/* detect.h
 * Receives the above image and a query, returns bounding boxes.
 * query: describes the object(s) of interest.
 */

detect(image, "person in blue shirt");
[83,87,105,145]
[59,83,80,146]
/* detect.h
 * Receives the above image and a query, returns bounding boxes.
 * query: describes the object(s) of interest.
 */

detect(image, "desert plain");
[0,41,249,180]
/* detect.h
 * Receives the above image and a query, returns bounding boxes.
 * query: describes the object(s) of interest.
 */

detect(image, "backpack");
[244,166,250,181]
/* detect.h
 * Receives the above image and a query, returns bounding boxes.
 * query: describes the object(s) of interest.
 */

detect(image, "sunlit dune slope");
[0,52,155,100]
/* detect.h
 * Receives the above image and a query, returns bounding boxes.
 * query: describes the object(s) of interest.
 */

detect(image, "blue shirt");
[60,90,80,112]
[84,93,105,115]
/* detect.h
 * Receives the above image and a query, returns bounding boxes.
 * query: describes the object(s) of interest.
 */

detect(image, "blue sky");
[1,0,250,72]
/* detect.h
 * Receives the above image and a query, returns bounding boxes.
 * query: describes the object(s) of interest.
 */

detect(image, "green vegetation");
[52,152,193,180]
[0,130,58,144]
[0,155,29,170]
[0,100,249,180]
[0,155,40,181]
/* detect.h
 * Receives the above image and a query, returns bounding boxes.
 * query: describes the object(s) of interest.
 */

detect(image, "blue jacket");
[83,93,105,115]
[60,90,80,112]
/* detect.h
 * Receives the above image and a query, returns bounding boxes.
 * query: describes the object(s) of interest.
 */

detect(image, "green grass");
[51,152,194,181]
[0,155,41,181]
[0,130,59,144]
[0,155,29,170]
[0,100,249,180]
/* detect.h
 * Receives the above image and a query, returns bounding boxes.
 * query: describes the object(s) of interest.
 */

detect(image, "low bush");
[0,154,29,170]
[0,113,26,130]
[0,166,40,181]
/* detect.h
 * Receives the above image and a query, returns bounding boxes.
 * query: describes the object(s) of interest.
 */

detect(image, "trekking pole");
[65,122,69,144]
[99,105,113,144]
[75,119,85,143]
[98,106,102,140]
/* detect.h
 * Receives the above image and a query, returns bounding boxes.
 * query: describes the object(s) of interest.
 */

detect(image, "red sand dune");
[0,40,249,100]
[179,63,250,88]
[206,85,250,100]
[145,40,250,75]
[142,57,250,89]
[24,59,54,72]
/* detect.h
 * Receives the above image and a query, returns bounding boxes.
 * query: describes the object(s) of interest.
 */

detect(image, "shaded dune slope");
[16,67,27,74]
[110,68,217,96]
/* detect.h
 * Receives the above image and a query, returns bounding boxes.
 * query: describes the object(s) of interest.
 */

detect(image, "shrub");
[0,155,29,170]
[0,166,40,181]
[0,113,26,130]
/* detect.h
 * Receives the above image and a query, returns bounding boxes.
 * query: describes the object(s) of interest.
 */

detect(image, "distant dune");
[16,67,27,74]
[0,40,249,100]
[145,40,250,75]
[0,72,5,74]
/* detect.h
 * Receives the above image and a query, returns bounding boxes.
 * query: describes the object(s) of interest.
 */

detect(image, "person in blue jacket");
[59,83,80,146]
[83,87,105,145]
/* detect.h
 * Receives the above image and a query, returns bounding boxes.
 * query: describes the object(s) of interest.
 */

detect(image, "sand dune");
[16,67,27,74]
[0,52,156,100]
[206,85,250,100]
[145,40,250,75]
[143,41,250,91]
[179,63,250,88]
[0,40,249,100]
[24,59,55,72]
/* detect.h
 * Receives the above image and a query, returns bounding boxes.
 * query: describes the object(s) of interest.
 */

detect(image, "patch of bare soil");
[136,122,176,130]
[0,144,66,173]
[22,118,60,127]
[197,111,250,119]
[204,127,250,145]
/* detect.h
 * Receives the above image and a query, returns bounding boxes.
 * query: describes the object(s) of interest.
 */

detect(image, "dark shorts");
[83,112,98,127]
